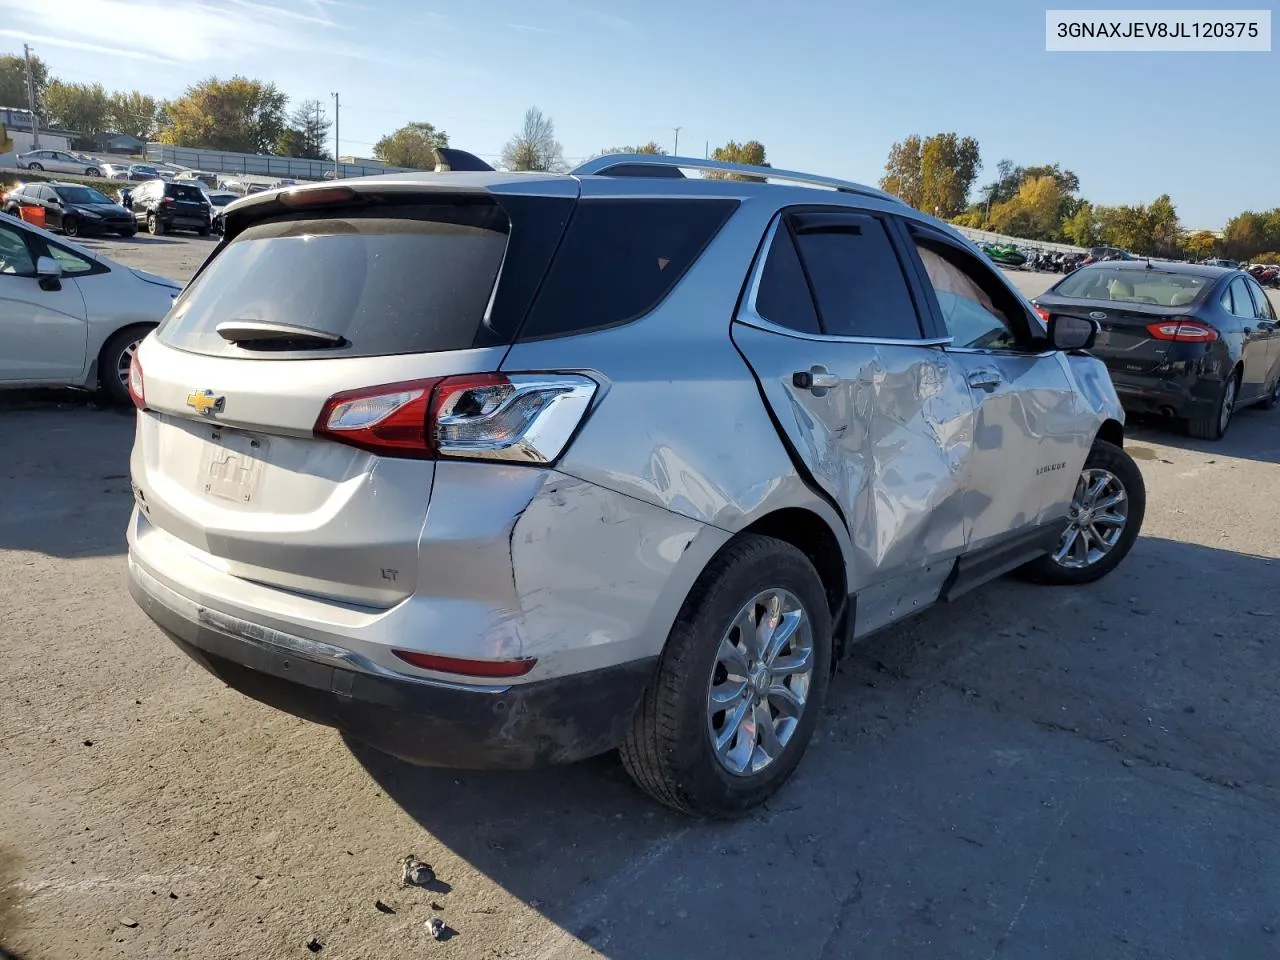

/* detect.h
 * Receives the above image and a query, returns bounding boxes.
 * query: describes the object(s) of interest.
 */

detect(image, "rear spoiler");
[434,148,495,172]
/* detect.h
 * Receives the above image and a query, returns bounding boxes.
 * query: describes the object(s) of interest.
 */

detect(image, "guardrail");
[951,225,1086,255]
[145,144,415,181]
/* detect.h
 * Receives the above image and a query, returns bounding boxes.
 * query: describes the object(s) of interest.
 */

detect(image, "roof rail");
[571,153,901,204]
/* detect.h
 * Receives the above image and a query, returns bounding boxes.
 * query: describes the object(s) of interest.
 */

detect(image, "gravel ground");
[2,240,1279,960]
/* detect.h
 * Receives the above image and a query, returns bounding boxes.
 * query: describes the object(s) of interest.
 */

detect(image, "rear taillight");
[314,373,597,463]
[1033,304,1051,324]
[161,197,175,206]
[391,649,537,678]
[128,353,146,409]
[1145,320,1219,343]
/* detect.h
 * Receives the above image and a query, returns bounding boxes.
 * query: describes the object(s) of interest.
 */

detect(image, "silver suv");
[126,154,1146,817]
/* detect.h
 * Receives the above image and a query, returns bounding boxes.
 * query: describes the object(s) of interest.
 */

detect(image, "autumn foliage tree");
[373,121,447,168]
[880,133,980,217]
[501,107,565,172]
[160,76,288,154]
[602,142,666,155]
[704,140,769,181]
[0,53,49,114]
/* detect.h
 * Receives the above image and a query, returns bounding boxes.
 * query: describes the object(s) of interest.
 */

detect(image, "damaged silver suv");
[126,152,1145,817]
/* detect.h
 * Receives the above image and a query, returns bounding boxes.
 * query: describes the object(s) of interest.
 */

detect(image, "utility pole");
[23,43,40,149]
[672,126,681,156]
[331,91,340,178]
[705,140,709,160]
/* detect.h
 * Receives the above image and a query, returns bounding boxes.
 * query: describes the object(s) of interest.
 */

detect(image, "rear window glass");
[157,202,509,359]
[168,184,206,202]
[1056,267,1211,307]
[517,198,738,340]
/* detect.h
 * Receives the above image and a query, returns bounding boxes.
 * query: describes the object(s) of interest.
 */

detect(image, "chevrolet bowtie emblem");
[186,390,225,415]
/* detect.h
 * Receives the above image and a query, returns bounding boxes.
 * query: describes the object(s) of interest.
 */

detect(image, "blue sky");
[2,0,1274,227]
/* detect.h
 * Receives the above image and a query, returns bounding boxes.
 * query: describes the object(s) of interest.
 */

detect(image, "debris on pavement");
[118,917,138,928]
[305,937,323,952]
[375,899,395,914]
[400,854,435,888]
[426,917,447,940]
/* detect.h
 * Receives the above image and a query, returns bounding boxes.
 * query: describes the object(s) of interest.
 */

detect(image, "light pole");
[24,43,40,149]
[673,126,681,156]
[331,91,340,178]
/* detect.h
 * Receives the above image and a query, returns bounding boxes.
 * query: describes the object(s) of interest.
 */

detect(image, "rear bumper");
[129,562,656,768]
[1107,360,1225,420]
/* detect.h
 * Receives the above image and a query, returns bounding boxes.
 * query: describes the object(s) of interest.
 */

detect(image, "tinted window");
[1226,277,1255,319]
[791,214,921,339]
[518,198,738,340]
[46,239,95,275]
[54,186,110,204]
[0,223,35,276]
[754,224,820,334]
[158,201,510,359]
[168,183,205,202]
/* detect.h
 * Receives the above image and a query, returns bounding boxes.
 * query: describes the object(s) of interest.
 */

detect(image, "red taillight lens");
[314,378,440,459]
[161,197,175,206]
[1145,320,1219,343]
[1033,304,1051,324]
[314,373,597,463]
[391,649,537,678]
[280,185,357,208]
[128,353,146,409]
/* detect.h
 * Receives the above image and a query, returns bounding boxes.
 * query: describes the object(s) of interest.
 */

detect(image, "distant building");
[101,133,146,153]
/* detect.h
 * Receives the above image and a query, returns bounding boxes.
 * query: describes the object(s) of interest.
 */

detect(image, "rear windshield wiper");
[215,320,348,350]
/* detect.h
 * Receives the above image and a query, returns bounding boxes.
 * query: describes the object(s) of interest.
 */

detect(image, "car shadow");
[346,536,1280,958]
[81,234,182,247]
[0,400,134,559]
[1125,406,1280,466]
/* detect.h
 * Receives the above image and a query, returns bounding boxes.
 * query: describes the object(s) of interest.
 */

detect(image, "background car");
[124,179,212,236]
[202,190,239,235]
[99,163,131,180]
[1,182,135,238]
[1032,261,1280,439]
[0,211,180,403]
[176,170,219,189]
[16,149,104,177]
[127,164,162,182]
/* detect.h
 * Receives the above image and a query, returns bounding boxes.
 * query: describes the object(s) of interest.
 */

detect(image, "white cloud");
[0,0,385,64]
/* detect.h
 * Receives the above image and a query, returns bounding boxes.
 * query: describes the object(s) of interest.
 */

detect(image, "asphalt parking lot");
[2,236,1279,960]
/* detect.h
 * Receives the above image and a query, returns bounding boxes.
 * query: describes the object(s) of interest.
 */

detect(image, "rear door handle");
[793,368,840,391]
[967,368,1003,390]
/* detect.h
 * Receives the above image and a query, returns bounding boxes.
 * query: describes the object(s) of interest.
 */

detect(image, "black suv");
[2,182,135,238]
[125,180,212,236]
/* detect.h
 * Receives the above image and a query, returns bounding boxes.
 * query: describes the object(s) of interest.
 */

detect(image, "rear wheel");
[147,213,164,236]
[1187,370,1238,440]
[620,535,832,818]
[62,216,80,238]
[85,167,100,177]
[27,162,43,171]
[1257,375,1280,411]
[99,325,152,406]
[1019,439,1145,586]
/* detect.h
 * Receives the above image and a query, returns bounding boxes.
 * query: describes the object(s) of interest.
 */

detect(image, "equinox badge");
[186,390,225,416]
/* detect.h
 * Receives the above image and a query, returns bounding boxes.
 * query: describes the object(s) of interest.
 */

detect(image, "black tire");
[85,167,100,177]
[98,325,153,406]
[620,534,833,818]
[198,226,211,237]
[27,162,43,171]
[1019,439,1146,586]
[147,213,164,236]
[1187,369,1239,440]
[117,228,137,238]
[62,216,80,238]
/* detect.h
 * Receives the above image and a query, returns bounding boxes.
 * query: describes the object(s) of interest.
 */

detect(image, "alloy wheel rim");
[706,588,814,777]
[1220,379,1236,432]
[117,339,141,390]
[1053,468,1129,569]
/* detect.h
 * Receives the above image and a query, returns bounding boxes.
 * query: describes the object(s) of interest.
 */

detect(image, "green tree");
[1146,194,1181,257]
[276,128,307,158]
[43,81,111,139]
[1181,231,1220,260]
[501,106,565,172]
[287,99,331,160]
[107,90,162,140]
[704,139,770,181]
[1021,163,1080,194]
[1062,201,1100,247]
[159,76,288,154]
[373,121,447,168]
[0,53,49,114]
[1220,210,1280,261]
[918,133,981,218]
[978,158,1024,212]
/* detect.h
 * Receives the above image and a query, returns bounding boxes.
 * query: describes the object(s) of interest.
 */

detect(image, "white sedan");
[0,211,181,404]
[16,149,105,177]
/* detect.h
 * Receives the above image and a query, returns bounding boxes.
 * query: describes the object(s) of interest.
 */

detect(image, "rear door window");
[790,213,923,340]
[516,198,738,340]
[1246,278,1274,321]
[157,201,511,359]
[753,222,821,335]
[1226,277,1255,319]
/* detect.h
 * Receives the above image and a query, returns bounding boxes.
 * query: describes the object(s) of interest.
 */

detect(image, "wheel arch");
[95,321,156,392]
[1095,418,1123,448]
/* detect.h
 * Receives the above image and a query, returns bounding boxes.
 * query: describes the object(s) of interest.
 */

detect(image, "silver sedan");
[16,148,105,177]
